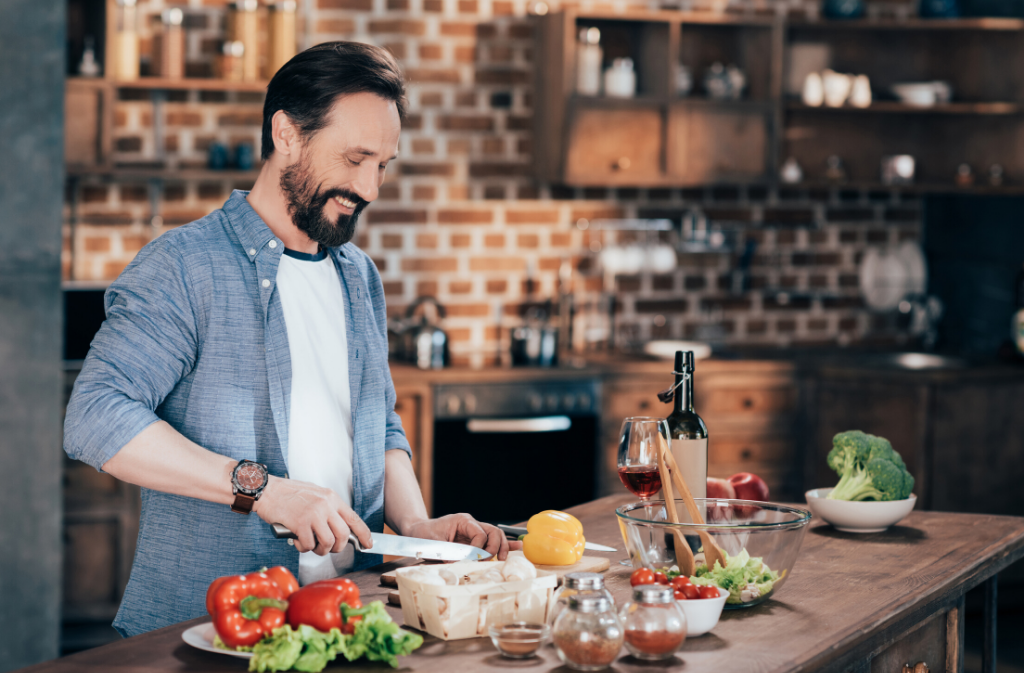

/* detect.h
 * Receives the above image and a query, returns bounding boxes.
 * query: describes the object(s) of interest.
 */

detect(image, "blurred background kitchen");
[3,0,1024,668]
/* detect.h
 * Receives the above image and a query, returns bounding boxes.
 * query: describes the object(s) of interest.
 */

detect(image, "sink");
[865,352,968,370]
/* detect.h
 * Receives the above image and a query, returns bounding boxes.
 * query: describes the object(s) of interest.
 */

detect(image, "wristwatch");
[231,459,269,514]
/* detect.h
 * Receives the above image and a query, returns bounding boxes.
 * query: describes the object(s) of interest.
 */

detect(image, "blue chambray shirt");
[64,190,411,638]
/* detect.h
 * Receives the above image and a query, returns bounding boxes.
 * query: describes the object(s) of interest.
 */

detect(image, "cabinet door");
[667,104,767,185]
[564,106,663,185]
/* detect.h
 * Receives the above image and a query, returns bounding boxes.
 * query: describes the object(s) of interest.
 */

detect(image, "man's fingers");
[508,539,524,552]
[487,526,510,560]
[326,511,352,554]
[310,519,336,557]
[340,506,373,549]
[457,516,489,550]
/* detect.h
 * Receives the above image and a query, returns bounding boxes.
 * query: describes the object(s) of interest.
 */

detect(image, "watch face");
[235,462,266,492]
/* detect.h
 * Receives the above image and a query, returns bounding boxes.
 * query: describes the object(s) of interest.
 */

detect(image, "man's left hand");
[402,514,523,561]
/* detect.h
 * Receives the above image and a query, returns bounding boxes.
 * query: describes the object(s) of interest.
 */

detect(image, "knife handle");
[271,523,360,551]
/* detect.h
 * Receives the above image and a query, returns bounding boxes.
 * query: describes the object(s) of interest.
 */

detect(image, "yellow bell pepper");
[522,510,585,566]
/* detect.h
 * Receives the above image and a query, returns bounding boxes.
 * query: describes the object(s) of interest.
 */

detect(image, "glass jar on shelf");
[620,584,687,661]
[551,594,623,671]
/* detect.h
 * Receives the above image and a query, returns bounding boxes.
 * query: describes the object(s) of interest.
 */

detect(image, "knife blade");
[271,523,492,561]
[495,524,618,552]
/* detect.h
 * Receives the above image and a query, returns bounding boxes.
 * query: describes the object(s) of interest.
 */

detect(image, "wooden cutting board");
[380,552,610,588]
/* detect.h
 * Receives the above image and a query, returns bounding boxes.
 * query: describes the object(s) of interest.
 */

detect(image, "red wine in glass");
[618,465,662,500]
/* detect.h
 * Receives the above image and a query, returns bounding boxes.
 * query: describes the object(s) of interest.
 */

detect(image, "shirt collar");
[223,189,352,262]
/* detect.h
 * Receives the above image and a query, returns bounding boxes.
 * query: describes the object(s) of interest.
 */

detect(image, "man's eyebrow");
[347,147,399,161]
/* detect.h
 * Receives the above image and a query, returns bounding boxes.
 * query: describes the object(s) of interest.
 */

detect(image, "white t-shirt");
[276,247,355,585]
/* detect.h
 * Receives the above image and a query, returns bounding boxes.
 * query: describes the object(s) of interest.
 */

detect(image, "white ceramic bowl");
[805,488,917,533]
[677,586,729,636]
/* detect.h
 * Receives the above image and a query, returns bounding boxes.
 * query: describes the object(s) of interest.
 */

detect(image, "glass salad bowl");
[615,499,812,609]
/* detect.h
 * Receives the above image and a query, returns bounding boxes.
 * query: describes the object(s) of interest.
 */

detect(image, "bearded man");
[64,42,513,638]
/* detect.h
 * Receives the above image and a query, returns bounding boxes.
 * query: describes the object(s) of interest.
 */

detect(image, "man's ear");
[271,110,301,158]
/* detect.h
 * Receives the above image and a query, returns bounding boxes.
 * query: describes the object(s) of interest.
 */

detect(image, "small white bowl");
[677,586,729,636]
[805,488,917,533]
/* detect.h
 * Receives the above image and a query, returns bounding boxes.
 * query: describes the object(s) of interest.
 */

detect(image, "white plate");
[181,622,253,659]
[896,241,927,295]
[643,340,712,361]
[860,247,909,310]
[805,488,916,533]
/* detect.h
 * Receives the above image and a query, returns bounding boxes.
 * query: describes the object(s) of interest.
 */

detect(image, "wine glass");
[617,417,670,503]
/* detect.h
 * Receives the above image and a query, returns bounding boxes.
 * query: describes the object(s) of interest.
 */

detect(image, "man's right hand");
[254,476,372,556]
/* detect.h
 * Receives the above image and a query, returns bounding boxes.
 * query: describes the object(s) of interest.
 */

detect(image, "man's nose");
[352,163,379,203]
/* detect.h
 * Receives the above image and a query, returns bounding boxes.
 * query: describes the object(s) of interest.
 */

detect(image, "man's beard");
[279,154,369,248]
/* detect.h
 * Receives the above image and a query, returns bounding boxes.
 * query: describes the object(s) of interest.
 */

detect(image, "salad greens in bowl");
[615,499,811,609]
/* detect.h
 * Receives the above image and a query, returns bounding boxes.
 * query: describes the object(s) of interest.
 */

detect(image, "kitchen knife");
[495,524,617,552]
[271,523,492,561]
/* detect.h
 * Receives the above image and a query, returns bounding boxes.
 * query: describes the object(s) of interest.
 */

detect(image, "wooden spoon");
[662,447,728,572]
[656,438,695,576]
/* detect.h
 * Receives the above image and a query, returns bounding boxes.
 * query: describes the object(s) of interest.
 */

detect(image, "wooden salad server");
[656,437,695,576]
[661,445,728,572]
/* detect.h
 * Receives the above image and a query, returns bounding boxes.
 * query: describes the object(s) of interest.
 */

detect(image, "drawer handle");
[742,398,754,408]
[611,156,631,171]
[740,449,752,460]
[639,400,650,410]
[902,663,929,673]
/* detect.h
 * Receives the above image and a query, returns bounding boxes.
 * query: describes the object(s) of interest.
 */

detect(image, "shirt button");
[261,279,270,288]
[269,240,278,249]
[249,248,256,256]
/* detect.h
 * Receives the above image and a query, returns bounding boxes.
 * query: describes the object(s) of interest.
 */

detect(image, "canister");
[116,0,140,80]
[227,0,260,81]
[151,8,185,79]
[266,1,298,79]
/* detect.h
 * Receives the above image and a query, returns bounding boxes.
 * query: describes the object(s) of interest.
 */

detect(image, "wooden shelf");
[787,101,1024,115]
[788,179,1024,194]
[112,77,269,93]
[678,97,775,111]
[788,17,1024,30]
[67,166,261,181]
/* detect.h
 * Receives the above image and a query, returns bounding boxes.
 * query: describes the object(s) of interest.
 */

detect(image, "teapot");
[397,296,450,370]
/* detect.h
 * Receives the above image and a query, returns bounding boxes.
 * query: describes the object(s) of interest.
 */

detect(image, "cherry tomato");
[673,589,687,600]
[697,585,720,599]
[630,568,656,587]
[681,583,700,600]
[653,572,669,585]
[670,576,692,590]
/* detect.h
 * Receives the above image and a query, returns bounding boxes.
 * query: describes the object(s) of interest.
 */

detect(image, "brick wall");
[66,0,922,365]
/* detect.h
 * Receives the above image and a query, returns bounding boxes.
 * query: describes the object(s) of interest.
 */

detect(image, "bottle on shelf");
[266,1,298,80]
[152,8,185,79]
[227,0,260,82]
[115,0,140,81]
[664,351,708,516]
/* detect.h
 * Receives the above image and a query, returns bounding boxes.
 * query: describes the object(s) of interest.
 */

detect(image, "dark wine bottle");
[665,351,708,505]
[1014,263,1024,355]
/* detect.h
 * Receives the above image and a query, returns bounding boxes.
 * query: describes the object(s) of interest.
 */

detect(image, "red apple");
[706,477,736,500]
[729,472,769,502]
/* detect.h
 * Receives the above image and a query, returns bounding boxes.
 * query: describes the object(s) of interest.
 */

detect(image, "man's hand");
[254,475,372,556]
[402,514,522,561]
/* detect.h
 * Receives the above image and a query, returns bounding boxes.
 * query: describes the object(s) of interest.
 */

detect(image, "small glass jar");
[551,594,624,671]
[620,585,687,661]
[550,572,614,626]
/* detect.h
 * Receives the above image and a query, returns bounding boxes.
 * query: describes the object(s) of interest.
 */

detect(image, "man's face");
[279,92,401,248]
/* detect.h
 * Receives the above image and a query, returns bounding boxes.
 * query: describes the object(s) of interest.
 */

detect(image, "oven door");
[432,414,598,524]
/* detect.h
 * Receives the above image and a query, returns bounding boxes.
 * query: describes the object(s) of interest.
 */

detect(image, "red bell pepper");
[286,578,370,635]
[209,572,290,648]
[205,566,297,616]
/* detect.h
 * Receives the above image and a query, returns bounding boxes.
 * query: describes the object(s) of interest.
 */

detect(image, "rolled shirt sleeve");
[64,236,199,471]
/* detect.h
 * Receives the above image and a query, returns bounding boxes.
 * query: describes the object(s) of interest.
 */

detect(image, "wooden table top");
[21,495,1024,673]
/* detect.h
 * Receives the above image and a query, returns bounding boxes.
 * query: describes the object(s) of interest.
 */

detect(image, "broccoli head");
[826,430,914,501]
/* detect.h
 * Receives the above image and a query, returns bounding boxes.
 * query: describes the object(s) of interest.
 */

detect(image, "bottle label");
[671,438,708,523]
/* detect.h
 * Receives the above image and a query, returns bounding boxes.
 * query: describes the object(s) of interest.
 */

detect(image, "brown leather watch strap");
[231,493,256,514]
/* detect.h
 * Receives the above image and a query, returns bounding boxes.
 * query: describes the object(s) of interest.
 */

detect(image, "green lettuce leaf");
[247,601,423,673]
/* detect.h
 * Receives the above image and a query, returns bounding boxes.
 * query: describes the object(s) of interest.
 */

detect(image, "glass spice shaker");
[550,572,615,626]
[620,585,687,661]
[551,594,624,671]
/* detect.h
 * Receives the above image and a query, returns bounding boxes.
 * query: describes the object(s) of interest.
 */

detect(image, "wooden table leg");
[983,574,998,673]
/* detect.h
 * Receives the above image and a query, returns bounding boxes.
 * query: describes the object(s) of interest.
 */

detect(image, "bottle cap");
[567,594,613,613]
[632,585,674,604]
[564,572,605,591]
[675,350,694,373]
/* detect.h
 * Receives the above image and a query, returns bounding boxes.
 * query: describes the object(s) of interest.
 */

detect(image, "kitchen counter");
[23,494,1024,673]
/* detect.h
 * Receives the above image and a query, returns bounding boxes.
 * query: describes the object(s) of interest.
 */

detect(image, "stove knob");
[577,393,592,411]
[545,394,558,410]
[464,393,477,414]
[563,394,576,411]
[445,395,461,415]
[527,393,542,412]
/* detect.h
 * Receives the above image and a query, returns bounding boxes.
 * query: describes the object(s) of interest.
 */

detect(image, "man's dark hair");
[261,41,406,160]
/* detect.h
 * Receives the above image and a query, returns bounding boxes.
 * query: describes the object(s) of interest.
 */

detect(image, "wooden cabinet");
[393,385,434,515]
[535,10,779,187]
[65,79,113,168]
[599,361,800,501]
[868,601,963,673]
